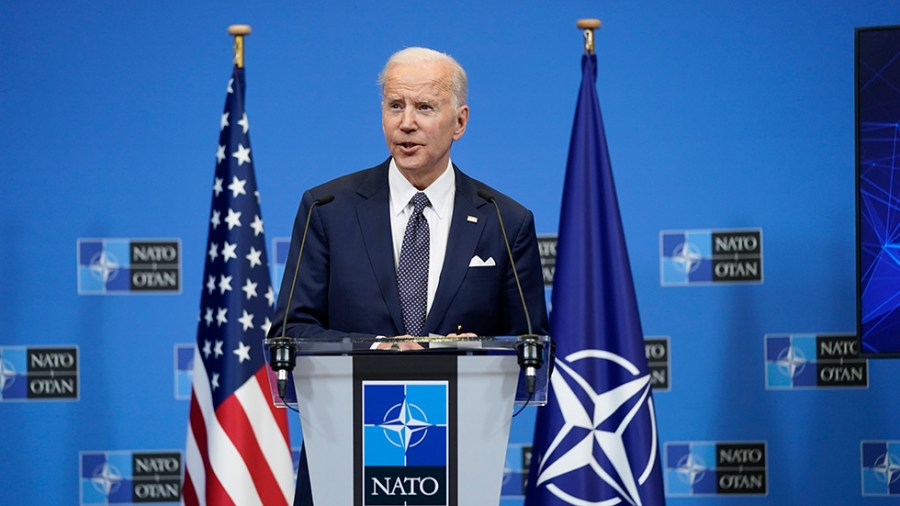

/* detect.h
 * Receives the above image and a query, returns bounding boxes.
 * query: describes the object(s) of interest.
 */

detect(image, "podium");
[264,336,550,506]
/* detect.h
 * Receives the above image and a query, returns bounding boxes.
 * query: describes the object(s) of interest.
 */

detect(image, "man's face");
[381,61,469,188]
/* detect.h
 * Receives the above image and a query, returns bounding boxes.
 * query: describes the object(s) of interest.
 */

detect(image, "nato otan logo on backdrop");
[500,443,531,499]
[537,235,557,287]
[77,239,181,294]
[660,229,763,286]
[271,237,291,297]
[665,441,767,496]
[0,345,78,401]
[765,334,867,389]
[80,451,182,505]
[862,441,900,496]
[173,344,194,400]
[362,381,448,505]
[645,337,671,391]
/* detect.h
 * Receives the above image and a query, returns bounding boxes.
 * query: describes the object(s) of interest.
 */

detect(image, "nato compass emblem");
[533,350,659,505]
[0,357,17,395]
[91,462,124,498]
[862,441,900,495]
[379,398,433,450]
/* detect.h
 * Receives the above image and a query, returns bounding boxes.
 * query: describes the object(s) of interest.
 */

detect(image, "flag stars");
[242,278,258,300]
[216,145,226,164]
[202,339,212,358]
[216,308,228,326]
[250,215,264,236]
[211,372,220,390]
[213,177,224,197]
[262,317,272,336]
[218,274,233,294]
[213,340,224,358]
[246,247,262,268]
[225,208,242,230]
[238,310,254,331]
[208,243,219,262]
[210,209,221,229]
[228,176,247,198]
[233,341,251,363]
[232,144,252,166]
[227,78,234,94]
[220,111,229,131]
[222,242,238,262]
[265,287,275,307]
[238,113,249,134]
[204,307,213,326]
[206,275,216,294]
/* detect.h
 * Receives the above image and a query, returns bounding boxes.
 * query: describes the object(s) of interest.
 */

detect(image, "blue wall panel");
[2,1,899,504]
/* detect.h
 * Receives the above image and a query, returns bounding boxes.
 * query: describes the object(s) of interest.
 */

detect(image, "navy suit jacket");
[270,159,550,340]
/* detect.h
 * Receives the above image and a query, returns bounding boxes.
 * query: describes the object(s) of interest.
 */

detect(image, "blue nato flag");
[524,53,666,505]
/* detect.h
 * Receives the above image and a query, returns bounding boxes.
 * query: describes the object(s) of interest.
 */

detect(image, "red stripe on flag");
[217,384,288,506]
[182,468,200,506]
[253,368,290,445]
[188,392,237,506]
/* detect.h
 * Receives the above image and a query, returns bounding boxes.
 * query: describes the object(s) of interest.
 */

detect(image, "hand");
[374,335,425,351]
[446,332,478,339]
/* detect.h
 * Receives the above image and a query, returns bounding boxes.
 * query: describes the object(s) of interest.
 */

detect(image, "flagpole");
[227,24,252,68]
[576,18,601,54]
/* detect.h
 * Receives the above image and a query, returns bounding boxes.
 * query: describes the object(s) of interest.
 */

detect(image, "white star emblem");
[671,241,702,274]
[91,462,122,497]
[202,339,212,358]
[206,275,216,293]
[379,400,433,451]
[0,359,17,392]
[675,453,707,485]
[210,209,221,229]
[246,246,262,268]
[213,177,223,197]
[216,308,228,326]
[233,341,251,363]
[89,251,120,283]
[262,317,272,336]
[242,278,258,300]
[227,78,234,94]
[204,307,213,326]
[216,144,226,164]
[776,345,807,379]
[207,243,218,262]
[228,175,247,197]
[220,111,229,131]
[534,350,659,506]
[211,372,220,390]
[222,242,238,262]
[874,453,900,485]
[265,286,275,307]
[238,310,254,331]
[213,340,224,358]
[238,113,250,134]
[250,214,264,236]
[232,144,252,166]
[218,274,233,294]
[225,208,242,230]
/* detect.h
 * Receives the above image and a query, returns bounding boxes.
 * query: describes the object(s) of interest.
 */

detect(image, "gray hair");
[377,47,468,109]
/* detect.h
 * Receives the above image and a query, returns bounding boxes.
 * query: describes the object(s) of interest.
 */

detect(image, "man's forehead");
[382,63,453,97]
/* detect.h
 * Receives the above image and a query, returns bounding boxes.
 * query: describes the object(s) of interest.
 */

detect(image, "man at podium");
[270,47,550,506]
[271,46,549,345]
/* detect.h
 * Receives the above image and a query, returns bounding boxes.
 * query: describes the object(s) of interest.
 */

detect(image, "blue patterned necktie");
[397,192,430,336]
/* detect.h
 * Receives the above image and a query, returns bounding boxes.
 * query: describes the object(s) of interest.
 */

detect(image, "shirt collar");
[388,158,455,219]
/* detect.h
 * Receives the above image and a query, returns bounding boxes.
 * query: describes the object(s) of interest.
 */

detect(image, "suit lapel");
[355,162,406,334]
[425,168,489,333]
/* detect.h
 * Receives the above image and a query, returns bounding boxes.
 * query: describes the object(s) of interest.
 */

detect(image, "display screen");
[858,25,900,356]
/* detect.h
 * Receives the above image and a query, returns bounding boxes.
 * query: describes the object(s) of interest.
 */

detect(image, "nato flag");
[524,54,666,505]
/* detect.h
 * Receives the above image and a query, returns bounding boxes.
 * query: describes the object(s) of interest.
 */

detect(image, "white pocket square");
[468,255,496,267]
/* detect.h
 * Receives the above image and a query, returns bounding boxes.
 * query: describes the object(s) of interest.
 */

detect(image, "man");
[270,47,549,343]
[270,48,550,504]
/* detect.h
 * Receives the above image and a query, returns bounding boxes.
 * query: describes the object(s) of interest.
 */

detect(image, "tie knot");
[411,192,430,214]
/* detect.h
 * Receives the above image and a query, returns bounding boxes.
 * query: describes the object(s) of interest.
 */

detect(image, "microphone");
[476,189,544,395]
[270,194,335,399]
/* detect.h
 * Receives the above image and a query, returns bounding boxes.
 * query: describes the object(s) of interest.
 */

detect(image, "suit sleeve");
[268,190,373,341]
[500,209,551,336]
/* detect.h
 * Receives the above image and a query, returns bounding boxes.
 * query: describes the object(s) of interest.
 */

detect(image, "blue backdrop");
[2,1,899,504]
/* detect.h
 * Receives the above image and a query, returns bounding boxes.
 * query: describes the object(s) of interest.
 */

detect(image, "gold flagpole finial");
[227,24,252,68]
[576,19,601,55]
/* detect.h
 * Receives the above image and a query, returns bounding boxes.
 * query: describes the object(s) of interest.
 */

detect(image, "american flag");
[182,65,294,506]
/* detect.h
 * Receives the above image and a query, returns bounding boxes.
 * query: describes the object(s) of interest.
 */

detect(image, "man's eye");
[419,104,432,111]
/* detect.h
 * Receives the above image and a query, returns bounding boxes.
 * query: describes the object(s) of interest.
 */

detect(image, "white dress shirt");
[388,158,455,315]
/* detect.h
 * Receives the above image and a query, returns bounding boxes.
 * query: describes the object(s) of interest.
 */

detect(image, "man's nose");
[399,108,416,131]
